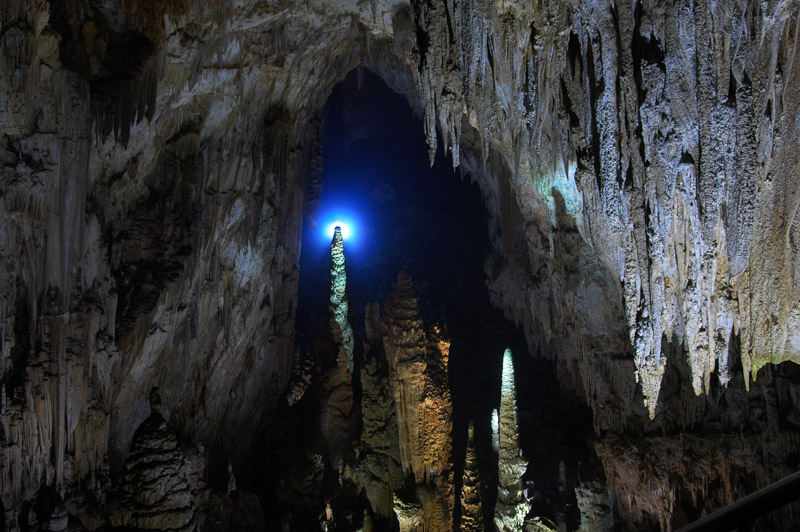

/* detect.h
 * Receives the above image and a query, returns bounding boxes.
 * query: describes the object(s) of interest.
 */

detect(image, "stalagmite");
[460,422,483,532]
[494,349,530,532]
[321,227,354,467]
[109,387,195,532]
[345,303,403,520]
[383,272,454,530]
[329,226,355,372]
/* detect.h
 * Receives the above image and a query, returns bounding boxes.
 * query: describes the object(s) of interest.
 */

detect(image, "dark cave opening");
[268,68,599,531]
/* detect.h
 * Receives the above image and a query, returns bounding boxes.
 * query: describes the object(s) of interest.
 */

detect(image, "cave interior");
[1,1,799,531]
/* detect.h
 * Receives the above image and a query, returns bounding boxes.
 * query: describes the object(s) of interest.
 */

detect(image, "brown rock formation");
[459,422,483,532]
[346,303,403,519]
[383,272,454,530]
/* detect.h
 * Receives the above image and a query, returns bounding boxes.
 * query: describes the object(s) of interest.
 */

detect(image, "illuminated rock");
[459,422,483,532]
[321,227,354,467]
[393,493,423,532]
[383,272,454,530]
[329,226,355,372]
[495,349,530,532]
[287,346,314,406]
[574,481,615,532]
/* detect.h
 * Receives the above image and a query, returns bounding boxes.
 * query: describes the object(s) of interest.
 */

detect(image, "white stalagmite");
[329,226,355,372]
[491,408,500,453]
[494,348,530,531]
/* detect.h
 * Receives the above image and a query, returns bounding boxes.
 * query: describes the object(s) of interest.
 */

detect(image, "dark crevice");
[680,151,696,166]
[412,2,430,72]
[567,31,582,78]
[725,69,738,108]
[4,284,30,399]
[586,39,603,192]
[560,79,580,129]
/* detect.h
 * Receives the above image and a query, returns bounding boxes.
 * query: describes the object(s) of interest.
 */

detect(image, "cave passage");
[296,67,516,459]
[275,69,599,531]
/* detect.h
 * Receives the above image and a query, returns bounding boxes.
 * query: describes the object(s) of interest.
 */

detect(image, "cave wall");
[1,0,799,530]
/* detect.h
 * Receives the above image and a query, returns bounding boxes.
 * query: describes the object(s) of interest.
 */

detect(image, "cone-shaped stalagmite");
[383,272,454,531]
[329,226,355,372]
[321,227,354,467]
[494,349,530,531]
[460,422,483,531]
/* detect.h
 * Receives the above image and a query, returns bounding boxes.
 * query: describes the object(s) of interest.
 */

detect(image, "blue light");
[316,208,362,250]
[327,221,351,240]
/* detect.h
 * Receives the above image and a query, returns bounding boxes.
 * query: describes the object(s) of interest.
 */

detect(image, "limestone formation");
[393,493,423,532]
[346,303,403,519]
[321,228,354,467]
[287,346,314,406]
[329,226,355,372]
[110,387,195,532]
[574,481,615,532]
[1,0,799,529]
[459,422,483,532]
[383,272,454,530]
[495,349,530,531]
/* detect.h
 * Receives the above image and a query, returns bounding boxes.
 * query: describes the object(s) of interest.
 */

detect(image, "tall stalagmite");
[345,303,403,520]
[321,226,354,467]
[383,272,454,530]
[495,349,530,531]
[460,422,483,532]
[329,226,354,372]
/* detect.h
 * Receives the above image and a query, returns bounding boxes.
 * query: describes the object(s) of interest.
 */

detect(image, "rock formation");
[574,481,615,532]
[383,272,454,530]
[495,349,530,531]
[321,227,354,468]
[329,226,355,372]
[459,422,483,532]
[393,493,424,532]
[346,303,403,520]
[110,387,195,532]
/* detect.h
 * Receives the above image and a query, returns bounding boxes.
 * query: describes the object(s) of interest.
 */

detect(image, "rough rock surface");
[1,0,799,530]
[459,422,483,532]
[321,228,355,467]
[109,388,195,532]
[346,302,403,520]
[495,349,531,531]
[382,272,455,530]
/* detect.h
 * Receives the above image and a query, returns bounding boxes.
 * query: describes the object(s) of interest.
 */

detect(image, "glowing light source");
[327,221,351,240]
